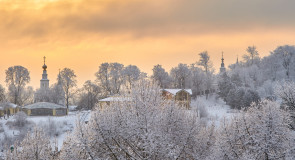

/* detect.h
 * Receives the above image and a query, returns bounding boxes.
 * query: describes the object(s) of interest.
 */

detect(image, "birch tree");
[60,68,77,109]
[197,51,213,99]
[5,66,30,106]
[151,64,170,88]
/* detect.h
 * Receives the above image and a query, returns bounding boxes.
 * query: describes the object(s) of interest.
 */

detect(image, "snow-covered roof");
[99,97,131,102]
[0,106,3,110]
[69,105,78,111]
[163,89,193,95]
[0,102,18,109]
[23,102,66,109]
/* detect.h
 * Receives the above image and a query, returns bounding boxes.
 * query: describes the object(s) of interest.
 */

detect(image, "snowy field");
[0,96,238,159]
[0,110,91,158]
[191,94,239,127]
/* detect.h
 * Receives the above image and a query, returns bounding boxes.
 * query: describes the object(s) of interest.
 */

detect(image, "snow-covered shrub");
[0,133,14,152]
[195,100,208,118]
[257,80,275,99]
[6,127,56,160]
[212,100,295,160]
[275,81,295,110]
[275,81,295,129]
[226,87,260,110]
[39,118,64,137]
[13,111,27,127]
[60,80,215,159]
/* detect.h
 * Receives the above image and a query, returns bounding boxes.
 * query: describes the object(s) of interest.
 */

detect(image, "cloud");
[1,0,295,41]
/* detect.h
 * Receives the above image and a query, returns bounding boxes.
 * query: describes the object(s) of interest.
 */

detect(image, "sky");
[1,0,295,89]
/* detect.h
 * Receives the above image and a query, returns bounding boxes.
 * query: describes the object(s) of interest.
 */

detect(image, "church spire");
[220,52,226,73]
[221,52,224,67]
[236,55,239,64]
[42,56,47,71]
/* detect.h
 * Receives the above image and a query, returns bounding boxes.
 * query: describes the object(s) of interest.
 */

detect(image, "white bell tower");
[40,56,49,89]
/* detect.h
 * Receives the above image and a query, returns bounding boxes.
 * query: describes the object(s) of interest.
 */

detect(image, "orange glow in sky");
[1,0,295,89]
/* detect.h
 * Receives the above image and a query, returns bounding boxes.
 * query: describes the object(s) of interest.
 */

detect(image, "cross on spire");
[43,56,46,65]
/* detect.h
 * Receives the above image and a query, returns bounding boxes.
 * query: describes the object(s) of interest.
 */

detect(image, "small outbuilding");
[162,89,192,109]
[98,96,131,109]
[0,102,19,116]
[23,102,68,116]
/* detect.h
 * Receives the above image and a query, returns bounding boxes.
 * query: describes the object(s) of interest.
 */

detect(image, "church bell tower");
[40,56,49,89]
[220,52,226,73]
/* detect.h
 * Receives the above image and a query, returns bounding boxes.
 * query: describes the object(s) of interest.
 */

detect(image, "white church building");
[23,57,67,116]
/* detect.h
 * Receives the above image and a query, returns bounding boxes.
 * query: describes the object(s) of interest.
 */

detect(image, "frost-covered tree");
[109,63,124,94]
[77,80,101,110]
[213,100,295,160]
[5,66,30,106]
[60,68,77,108]
[170,63,190,88]
[6,127,56,160]
[122,65,141,90]
[189,65,206,97]
[230,72,242,87]
[226,87,260,110]
[227,87,245,109]
[21,86,34,106]
[60,80,215,159]
[218,72,234,100]
[275,81,295,110]
[151,64,171,88]
[197,51,214,99]
[197,51,212,75]
[243,88,260,108]
[275,81,295,129]
[271,45,295,80]
[243,45,259,65]
[95,63,111,96]
[0,84,6,102]
[95,62,124,96]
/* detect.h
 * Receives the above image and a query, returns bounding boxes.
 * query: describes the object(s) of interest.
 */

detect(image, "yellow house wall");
[9,108,14,114]
[0,110,4,116]
[27,109,31,116]
[53,109,56,116]
[175,91,191,109]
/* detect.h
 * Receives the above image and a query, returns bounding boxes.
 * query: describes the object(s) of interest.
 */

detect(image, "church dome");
[42,64,47,70]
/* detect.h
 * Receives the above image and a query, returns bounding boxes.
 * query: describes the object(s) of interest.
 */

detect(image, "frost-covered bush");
[60,80,215,160]
[257,80,275,99]
[6,127,56,160]
[39,118,65,137]
[194,100,208,118]
[226,87,260,110]
[212,100,295,160]
[275,81,295,110]
[13,111,27,127]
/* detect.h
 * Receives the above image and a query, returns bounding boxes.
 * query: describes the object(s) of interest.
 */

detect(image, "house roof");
[163,89,193,95]
[99,97,131,102]
[0,102,18,109]
[23,102,66,109]
[0,106,3,110]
